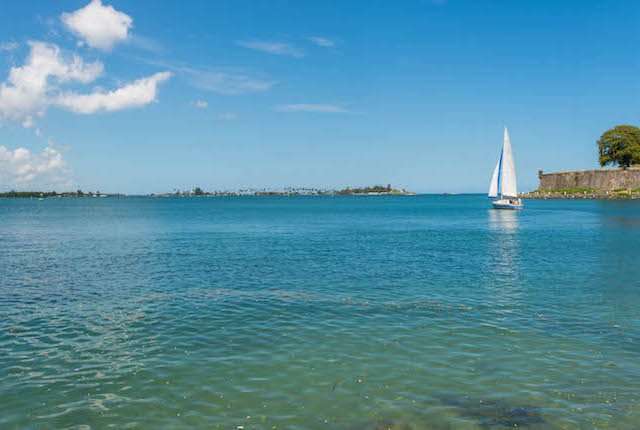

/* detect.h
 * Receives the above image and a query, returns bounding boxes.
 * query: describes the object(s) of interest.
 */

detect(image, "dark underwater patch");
[438,396,544,427]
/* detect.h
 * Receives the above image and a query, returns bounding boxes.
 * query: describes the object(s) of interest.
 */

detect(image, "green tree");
[194,187,204,196]
[77,189,84,196]
[597,125,640,167]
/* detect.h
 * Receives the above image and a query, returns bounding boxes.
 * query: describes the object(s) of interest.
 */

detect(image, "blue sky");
[0,0,638,193]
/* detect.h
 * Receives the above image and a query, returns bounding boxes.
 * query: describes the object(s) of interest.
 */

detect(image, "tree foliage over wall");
[597,125,640,167]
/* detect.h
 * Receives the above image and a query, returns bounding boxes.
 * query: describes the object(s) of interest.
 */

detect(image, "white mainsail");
[500,127,517,197]
[488,152,501,198]
[488,127,518,199]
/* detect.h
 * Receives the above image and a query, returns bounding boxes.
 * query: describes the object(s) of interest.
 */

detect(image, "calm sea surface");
[0,195,638,429]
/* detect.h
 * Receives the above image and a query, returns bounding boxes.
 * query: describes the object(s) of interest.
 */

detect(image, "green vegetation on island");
[153,184,416,197]
[0,185,417,198]
[0,190,112,198]
[529,187,597,195]
[524,187,640,199]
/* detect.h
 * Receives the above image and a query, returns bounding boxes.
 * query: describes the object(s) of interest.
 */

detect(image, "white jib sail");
[499,127,517,198]
[488,154,501,198]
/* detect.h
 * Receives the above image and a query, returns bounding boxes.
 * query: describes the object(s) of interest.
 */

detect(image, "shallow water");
[0,195,638,429]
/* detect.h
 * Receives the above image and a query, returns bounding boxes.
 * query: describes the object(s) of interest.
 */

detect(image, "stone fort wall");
[538,167,640,190]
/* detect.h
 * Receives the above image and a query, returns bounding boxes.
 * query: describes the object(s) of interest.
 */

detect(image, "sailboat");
[489,127,523,210]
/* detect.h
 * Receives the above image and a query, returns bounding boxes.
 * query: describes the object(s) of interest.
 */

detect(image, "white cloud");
[218,113,237,120]
[181,66,274,95]
[0,41,103,126]
[194,100,208,109]
[0,145,72,189]
[55,71,171,114]
[0,41,170,124]
[22,117,36,128]
[275,104,351,113]
[307,37,334,47]
[61,0,132,51]
[0,42,19,51]
[235,40,305,57]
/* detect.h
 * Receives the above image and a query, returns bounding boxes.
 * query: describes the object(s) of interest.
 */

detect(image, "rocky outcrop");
[537,167,640,191]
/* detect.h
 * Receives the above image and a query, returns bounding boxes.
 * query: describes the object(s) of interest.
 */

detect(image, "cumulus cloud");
[307,37,334,47]
[235,40,305,57]
[194,100,208,109]
[0,41,103,126]
[61,0,132,51]
[0,41,170,125]
[55,71,171,114]
[274,104,351,113]
[0,145,72,189]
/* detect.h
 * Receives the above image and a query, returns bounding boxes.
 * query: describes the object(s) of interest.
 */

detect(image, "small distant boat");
[488,127,523,210]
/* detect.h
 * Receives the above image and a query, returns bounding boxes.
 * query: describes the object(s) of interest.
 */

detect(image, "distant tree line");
[0,190,105,198]
[2,185,407,198]
[334,184,393,195]
[157,184,401,197]
[0,191,57,198]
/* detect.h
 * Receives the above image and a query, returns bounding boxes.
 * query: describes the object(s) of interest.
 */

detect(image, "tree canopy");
[597,125,640,167]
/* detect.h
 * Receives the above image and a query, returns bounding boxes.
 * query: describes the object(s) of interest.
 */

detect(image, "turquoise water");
[0,196,638,429]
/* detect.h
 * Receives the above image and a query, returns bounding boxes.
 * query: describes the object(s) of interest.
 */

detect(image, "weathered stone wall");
[538,167,640,190]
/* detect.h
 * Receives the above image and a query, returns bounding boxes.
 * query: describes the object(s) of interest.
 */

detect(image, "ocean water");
[0,195,638,429]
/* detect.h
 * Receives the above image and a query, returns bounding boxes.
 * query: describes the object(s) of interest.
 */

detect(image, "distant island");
[0,190,113,198]
[0,185,417,198]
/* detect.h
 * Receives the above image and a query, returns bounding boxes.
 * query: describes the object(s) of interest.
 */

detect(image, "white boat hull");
[492,199,523,210]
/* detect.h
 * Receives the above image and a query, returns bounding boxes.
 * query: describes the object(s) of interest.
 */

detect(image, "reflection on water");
[486,209,522,306]
[487,208,521,235]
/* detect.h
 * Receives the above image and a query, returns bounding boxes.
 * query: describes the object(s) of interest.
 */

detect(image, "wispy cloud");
[218,113,237,120]
[193,100,208,109]
[306,36,334,47]
[127,34,164,54]
[235,40,305,57]
[274,104,351,113]
[0,42,19,51]
[135,57,276,95]
[184,67,275,94]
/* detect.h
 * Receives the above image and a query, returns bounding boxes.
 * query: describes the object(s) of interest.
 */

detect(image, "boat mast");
[497,148,503,199]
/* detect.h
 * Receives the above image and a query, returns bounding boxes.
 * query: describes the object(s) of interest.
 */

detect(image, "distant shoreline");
[0,186,419,199]
[521,188,640,200]
[0,193,420,199]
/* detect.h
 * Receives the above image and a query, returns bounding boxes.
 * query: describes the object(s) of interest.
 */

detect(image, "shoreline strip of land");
[521,188,640,200]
